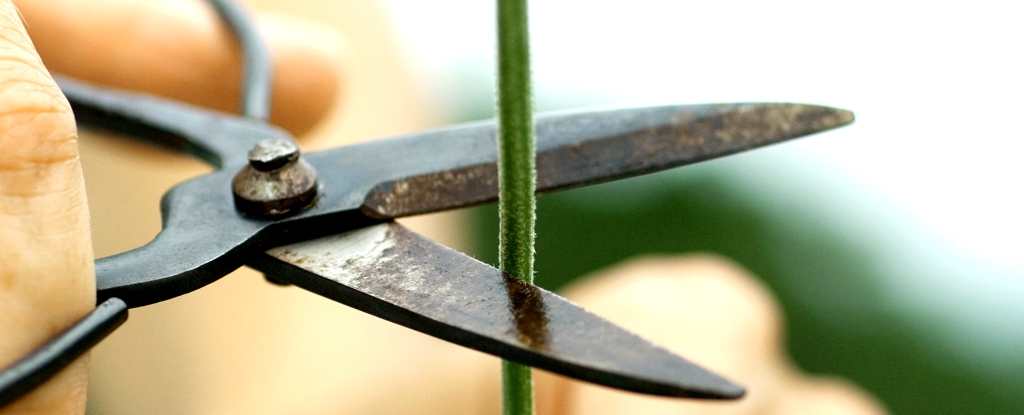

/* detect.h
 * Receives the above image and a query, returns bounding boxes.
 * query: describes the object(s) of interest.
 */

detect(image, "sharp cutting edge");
[251,222,745,399]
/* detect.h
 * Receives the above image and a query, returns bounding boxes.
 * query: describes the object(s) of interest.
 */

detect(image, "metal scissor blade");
[361,103,853,219]
[248,222,744,399]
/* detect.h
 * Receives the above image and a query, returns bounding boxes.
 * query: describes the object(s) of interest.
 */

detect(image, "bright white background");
[382,0,1023,374]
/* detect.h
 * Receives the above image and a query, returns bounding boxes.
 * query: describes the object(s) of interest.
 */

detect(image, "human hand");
[0,0,344,413]
[0,1,887,414]
[14,0,345,136]
[0,1,94,412]
[534,256,889,415]
[354,256,890,415]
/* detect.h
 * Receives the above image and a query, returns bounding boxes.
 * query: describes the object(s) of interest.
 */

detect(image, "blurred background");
[378,0,1024,413]
[76,0,1023,413]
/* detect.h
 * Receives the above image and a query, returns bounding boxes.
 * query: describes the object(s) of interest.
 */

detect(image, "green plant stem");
[496,0,535,414]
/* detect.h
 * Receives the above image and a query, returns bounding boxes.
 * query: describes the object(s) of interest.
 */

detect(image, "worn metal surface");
[251,222,744,399]
[232,139,319,217]
[65,74,851,308]
[0,0,860,405]
[52,63,851,403]
[246,138,299,171]
[360,104,854,218]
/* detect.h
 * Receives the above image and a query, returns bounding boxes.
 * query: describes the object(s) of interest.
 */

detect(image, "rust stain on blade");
[267,223,550,350]
[258,222,744,399]
[501,271,550,350]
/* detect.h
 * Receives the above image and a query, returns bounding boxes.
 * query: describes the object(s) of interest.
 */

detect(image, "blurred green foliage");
[467,162,1024,414]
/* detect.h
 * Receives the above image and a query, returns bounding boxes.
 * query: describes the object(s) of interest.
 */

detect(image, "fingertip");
[772,375,890,415]
[261,14,349,136]
[556,257,888,414]
[535,368,575,415]
[16,0,348,138]
[561,254,786,374]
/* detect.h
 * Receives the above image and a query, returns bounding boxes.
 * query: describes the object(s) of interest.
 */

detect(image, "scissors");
[0,0,854,408]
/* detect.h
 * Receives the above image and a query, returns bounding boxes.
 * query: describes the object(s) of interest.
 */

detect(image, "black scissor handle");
[0,0,269,408]
[59,0,275,169]
[59,76,284,169]
[0,298,128,408]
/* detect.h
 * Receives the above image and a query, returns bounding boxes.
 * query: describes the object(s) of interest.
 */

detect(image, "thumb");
[0,0,95,413]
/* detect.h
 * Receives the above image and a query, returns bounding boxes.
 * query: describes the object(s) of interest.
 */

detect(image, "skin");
[14,0,345,136]
[534,256,888,415]
[0,0,344,413]
[0,1,93,413]
[0,0,888,413]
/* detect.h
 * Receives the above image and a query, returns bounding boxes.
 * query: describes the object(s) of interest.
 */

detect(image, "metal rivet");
[247,138,299,171]
[232,138,318,218]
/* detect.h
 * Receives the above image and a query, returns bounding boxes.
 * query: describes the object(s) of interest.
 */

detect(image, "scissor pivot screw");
[247,138,300,171]
[232,138,318,218]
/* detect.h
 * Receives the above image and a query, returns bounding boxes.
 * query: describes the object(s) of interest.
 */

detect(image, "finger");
[13,0,347,137]
[551,255,783,389]
[539,255,775,414]
[770,374,888,415]
[538,255,886,415]
[0,1,95,413]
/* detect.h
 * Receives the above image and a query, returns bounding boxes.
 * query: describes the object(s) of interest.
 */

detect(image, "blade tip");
[834,107,856,126]
[676,379,746,400]
[803,103,856,128]
[709,382,747,400]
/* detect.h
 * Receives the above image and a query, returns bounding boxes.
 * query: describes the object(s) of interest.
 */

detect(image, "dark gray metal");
[0,0,857,404]
[57,76,278,169]
[247,138,299,171]
[249,222,745,399]
[207,0,273,121]
[52,72,852,404]
[0,298,128,407]
[0,0,269,404]
[361,103,854,218]
[39,61,856,410]
[232,138,319,217]
[68,79,853,308]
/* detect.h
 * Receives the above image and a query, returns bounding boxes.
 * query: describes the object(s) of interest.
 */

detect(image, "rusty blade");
[248,222,744,399]
[361,103,853,219]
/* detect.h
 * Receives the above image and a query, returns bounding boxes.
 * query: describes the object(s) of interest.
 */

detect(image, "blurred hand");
[369,256,890,415]
[534,256,889,415]
[0,1,887,414]
[0,0,343,413]
[14,0,345,137]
